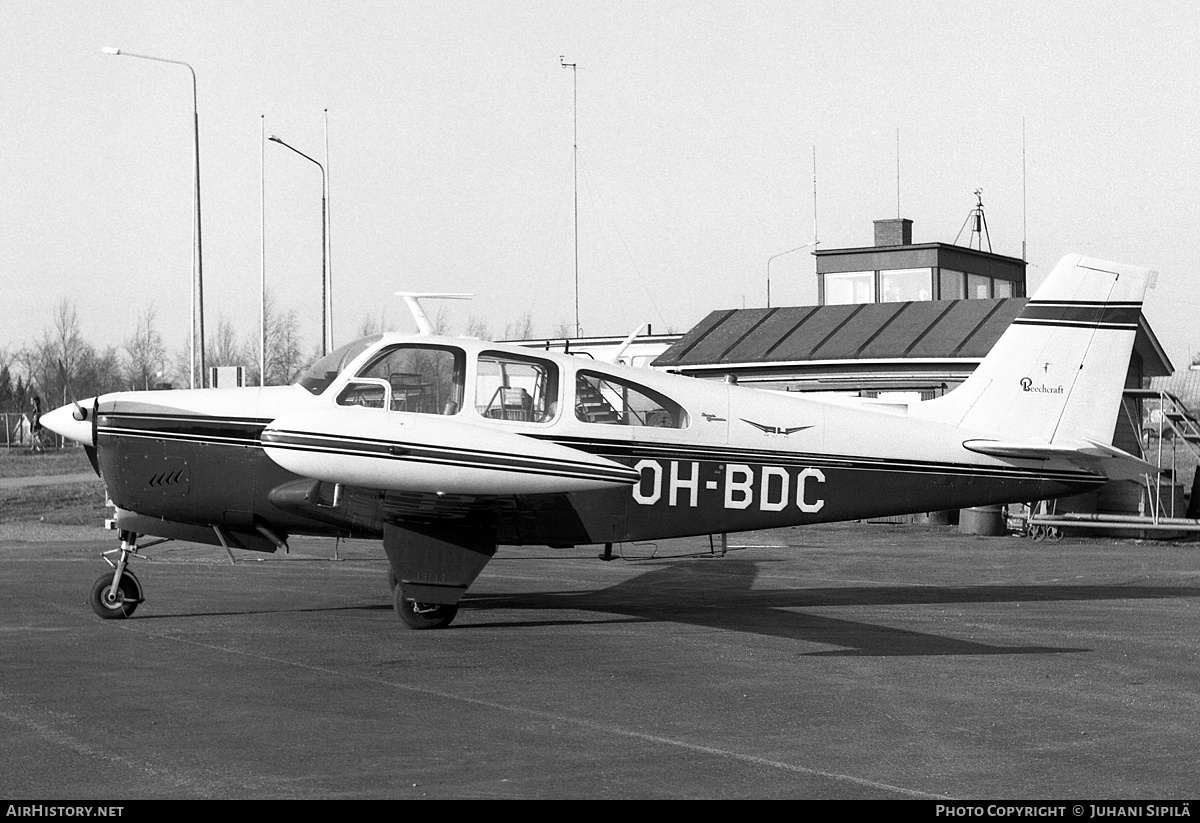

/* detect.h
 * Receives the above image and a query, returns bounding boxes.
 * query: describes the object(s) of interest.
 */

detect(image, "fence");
[1,412,64,449]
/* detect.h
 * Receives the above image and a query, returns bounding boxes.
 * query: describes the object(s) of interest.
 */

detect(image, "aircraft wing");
[260,408,640,496]
[962,438,1160,482]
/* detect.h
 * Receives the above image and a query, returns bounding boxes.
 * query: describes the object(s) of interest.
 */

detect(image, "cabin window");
[475,352,559,423]
[346,344,465,414]
[575,371,688,428]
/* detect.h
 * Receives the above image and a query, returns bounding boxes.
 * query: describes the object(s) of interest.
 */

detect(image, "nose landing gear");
[89,531,145,620]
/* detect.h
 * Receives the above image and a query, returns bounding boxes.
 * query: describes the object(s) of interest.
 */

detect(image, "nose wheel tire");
[393,586,458,630]
[89,571,142,619]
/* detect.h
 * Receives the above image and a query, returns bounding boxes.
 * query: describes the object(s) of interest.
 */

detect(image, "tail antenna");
[393,292,473,335]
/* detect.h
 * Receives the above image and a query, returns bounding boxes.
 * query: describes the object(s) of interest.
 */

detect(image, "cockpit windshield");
[294,335,382,395]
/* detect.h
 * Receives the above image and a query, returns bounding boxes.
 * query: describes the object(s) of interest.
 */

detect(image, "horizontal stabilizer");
[962,438,1160,482]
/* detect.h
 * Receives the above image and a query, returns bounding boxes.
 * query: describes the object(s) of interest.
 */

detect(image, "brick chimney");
[873,218,912,247]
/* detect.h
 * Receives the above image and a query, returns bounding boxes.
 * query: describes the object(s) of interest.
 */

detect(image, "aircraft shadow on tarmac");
[459,557,1200,656]
[133,556,1199,657]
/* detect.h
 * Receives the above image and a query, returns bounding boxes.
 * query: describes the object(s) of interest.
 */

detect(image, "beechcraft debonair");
[42,254,1158,629]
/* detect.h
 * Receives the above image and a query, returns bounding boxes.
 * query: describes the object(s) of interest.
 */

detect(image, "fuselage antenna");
[394,292,473,335]
[597,323,647,365]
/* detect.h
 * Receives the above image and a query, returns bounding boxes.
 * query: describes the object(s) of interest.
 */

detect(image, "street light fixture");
[101,46,206,388]
[766,240,819,308]
[268,134,329,356]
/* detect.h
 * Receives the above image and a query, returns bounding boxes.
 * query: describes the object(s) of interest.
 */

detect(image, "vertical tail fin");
[915,254,1153,445]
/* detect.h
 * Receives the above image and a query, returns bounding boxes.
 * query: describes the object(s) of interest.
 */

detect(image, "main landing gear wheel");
[393,586,458,630]
[89,570,143,619]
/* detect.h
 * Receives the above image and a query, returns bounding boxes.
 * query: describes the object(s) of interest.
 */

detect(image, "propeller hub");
[41,399,97,447]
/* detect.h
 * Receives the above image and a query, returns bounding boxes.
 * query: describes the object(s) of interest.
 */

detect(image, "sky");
[3,1,1200,371]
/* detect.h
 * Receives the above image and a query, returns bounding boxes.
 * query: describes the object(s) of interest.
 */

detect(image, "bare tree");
[465,316,492,340]
[208,317,247,369]
[357,309,398,338]
[124,305,168,391]
[0,347,13,413]
[0,360,15,414]
[264,292,306,385]
[26,300,92,404]
[51,300,88,384]
[166,333,193,389]
[77,345,124,397]
[431,306,451,336]
[503,310,535,340]
[358,315,379,337]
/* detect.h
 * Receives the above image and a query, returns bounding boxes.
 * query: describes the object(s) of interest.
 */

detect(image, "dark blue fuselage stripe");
[261,430,637,483]
[538,435,1101,485]
[261,429,626,474]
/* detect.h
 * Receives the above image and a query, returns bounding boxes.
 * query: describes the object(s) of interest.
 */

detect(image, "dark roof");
[653,298,1172,377]
[656,298,1022,366]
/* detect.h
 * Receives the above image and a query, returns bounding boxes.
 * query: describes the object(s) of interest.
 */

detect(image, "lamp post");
[268,134,329,356]
[766,240,819,308]
[102,47,206,388]
[560,55,579,337]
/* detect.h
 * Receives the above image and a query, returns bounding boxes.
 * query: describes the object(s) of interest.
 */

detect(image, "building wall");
[815,243,1027,304]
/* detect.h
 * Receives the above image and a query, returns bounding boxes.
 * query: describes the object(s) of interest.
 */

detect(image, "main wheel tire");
[89,571,142,619]
[393,586,458,630]
[386,568,399,592]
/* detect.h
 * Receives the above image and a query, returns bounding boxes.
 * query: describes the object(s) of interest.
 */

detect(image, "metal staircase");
[1155,391,1200,458]
[1022,388,1200,539]
[575,379,621,424]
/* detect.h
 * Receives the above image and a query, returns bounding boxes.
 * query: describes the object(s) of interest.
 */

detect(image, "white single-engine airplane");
[43,254,1156,629]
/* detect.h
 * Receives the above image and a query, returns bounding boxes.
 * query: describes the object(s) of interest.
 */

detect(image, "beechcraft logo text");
[1020,377,1065,394]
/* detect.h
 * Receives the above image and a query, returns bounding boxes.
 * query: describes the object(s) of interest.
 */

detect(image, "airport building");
[817,217,1026,304]
[653,217,1182,532]
[655,217,1169,437]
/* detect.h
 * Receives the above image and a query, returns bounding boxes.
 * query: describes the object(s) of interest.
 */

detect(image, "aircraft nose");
[41,399,96,447]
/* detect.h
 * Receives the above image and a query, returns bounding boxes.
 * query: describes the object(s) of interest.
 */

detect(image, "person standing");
[29,395,44,452]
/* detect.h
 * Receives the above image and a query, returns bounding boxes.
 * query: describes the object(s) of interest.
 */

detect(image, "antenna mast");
[812,144,819,245]
[954,188,993,252]
[1022,117,1028,261]
[896,127,901,218]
